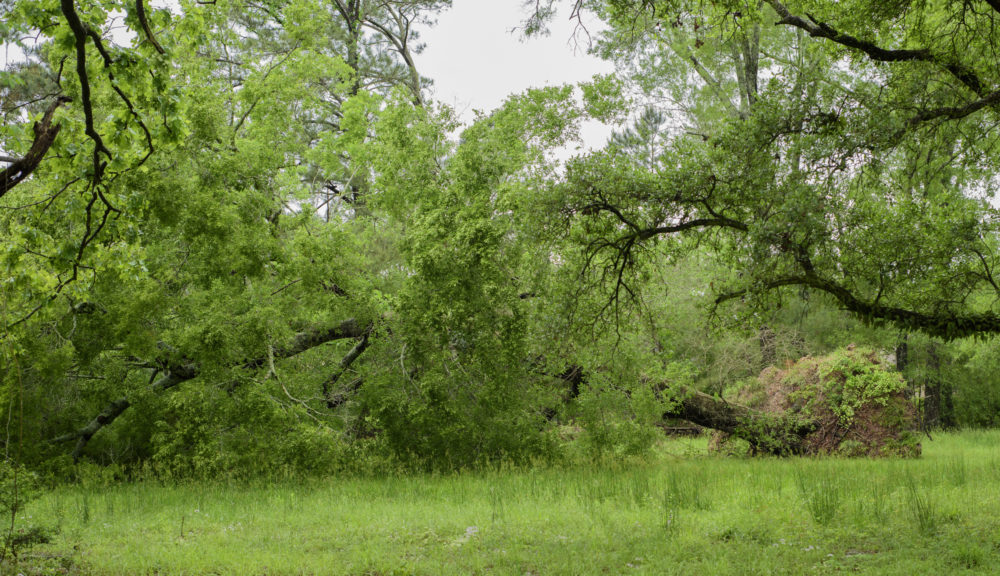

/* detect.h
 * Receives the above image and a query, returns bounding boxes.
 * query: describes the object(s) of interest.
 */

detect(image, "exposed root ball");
[714,347,921,457]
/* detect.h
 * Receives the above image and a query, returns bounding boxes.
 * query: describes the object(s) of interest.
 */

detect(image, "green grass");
[13,430,1000,575]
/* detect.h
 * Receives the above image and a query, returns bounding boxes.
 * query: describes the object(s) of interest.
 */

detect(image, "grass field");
[14,430,1000,575]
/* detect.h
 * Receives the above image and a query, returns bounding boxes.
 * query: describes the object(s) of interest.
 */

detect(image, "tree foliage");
[553,0,1000,340]
[1,0,997,475]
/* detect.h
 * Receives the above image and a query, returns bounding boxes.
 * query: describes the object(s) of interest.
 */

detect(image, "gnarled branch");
[766,0,985,95]
[714,273,1000,340]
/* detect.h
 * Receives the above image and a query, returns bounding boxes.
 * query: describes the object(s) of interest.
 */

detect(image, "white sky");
[418,1,615,153]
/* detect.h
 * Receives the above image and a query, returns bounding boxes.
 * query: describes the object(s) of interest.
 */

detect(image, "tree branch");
[0,97,71,198]
[714,273,1000,339]
[135,0,166,54]
[60,0,112,181]
[905,87,1000,127]
[362,14,423,105]
[639,216,749,238]
[766,0,985,95]
[51,318,366,459]
[322,325,373,408]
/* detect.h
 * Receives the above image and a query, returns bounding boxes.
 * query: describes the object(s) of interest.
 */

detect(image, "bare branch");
[323,325,373,408]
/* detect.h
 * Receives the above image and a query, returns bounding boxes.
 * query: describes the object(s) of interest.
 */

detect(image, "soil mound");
[713,346,921,457]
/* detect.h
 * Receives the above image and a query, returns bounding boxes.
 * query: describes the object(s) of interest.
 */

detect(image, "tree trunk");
[923,343,940,430]
[895,334,908,373]
[549,363,817,455]
[923,343,954,429]
[347,0,362,97]
[663,387,816,455]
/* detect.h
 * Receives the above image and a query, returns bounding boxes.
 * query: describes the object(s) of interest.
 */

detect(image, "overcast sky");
[417,1,615,153]
[3,1,616,154]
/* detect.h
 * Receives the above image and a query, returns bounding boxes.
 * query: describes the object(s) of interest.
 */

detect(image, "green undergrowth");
[13,430,1000,575]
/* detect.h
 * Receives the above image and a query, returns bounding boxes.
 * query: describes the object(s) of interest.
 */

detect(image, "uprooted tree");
[687,347,921,456]
[523,0,1000,452]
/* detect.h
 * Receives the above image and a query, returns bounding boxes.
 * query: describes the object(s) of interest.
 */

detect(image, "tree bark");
[323,324,372,408]
[1,97,71,197]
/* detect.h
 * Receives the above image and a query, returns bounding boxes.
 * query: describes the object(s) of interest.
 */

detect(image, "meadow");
[15,430,1000,575]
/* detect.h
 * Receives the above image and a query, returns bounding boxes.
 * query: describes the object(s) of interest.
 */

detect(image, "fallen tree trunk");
[52,318,366,460]
[51,367,197,460]
[664,347,921,457]
[558,347,918,457]
[663,387,817,455]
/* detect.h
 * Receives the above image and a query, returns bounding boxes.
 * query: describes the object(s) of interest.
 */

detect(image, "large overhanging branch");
[714,273,1000,339]
[905,88,1000,127]
[765,0,986,95]
[0,97,72,198]
[51,318,366,460]
[579,190,751,320]
[584,190,1000,339]
[581,186,750,236]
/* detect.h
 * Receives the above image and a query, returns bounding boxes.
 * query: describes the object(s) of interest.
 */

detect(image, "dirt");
[713,347,921,457]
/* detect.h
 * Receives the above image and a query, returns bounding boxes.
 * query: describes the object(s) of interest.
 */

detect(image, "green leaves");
[580,73,628,124]
[555,0,1000,339]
